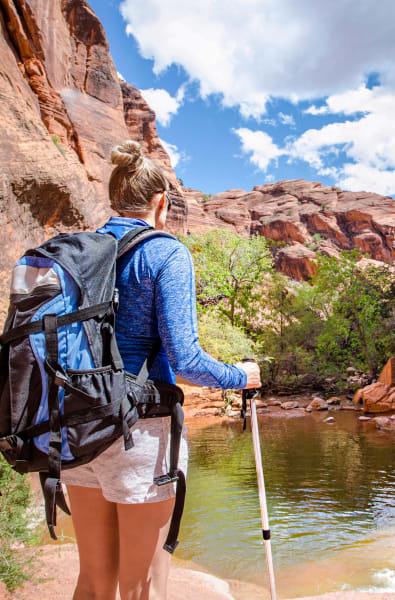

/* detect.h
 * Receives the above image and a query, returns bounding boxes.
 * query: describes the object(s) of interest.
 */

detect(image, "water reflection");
[179,412,395,596]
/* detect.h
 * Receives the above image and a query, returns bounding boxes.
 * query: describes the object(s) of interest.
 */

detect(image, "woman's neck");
[119,212,156,227]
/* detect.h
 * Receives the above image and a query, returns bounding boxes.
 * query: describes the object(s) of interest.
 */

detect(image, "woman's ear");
[159,191,167,211]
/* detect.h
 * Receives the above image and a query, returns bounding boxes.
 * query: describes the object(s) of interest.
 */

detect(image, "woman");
[62,140,261,600]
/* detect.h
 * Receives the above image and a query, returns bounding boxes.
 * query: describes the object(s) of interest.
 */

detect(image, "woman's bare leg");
[117,497,175,600]
[67,485,120,600]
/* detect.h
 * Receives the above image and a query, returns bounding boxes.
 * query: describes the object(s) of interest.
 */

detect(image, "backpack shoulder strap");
[116,226,179,388]
[117,227,178,259]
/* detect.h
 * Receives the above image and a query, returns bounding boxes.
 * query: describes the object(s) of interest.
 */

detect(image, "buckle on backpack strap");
[54,370,68,387]
[0,435,18,452]
[154,472,179,486]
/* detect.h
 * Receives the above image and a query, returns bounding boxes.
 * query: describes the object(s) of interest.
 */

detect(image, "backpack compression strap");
[40,314,71,540]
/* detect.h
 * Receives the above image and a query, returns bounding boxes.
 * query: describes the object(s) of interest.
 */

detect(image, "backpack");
[0,225,186,554]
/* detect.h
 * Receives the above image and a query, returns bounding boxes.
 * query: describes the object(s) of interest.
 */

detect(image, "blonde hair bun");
[111,140,144,169]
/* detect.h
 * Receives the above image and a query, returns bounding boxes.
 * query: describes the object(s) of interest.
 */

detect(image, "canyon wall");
[0,0,183,321]
[0,0,394,324]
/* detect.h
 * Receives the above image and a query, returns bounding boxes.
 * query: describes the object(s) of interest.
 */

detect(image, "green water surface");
[177,411,395,597]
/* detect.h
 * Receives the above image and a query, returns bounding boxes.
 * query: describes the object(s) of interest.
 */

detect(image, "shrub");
[198,309,256,364]
[0,457,41,591]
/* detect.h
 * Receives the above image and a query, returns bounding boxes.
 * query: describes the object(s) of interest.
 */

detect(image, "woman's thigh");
[117,497,175,600]
[67,484,120,598]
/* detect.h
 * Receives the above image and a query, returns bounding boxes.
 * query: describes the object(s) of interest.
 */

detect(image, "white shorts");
[61,417,189,504]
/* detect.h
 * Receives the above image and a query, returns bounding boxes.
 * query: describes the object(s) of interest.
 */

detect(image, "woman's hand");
[235,361,262,389]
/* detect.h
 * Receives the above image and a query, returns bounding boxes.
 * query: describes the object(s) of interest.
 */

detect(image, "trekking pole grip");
[241,358,258,430]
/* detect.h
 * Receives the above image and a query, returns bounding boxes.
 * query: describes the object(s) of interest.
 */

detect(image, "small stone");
[305,407,312,413]
[374,416,395,432]
[256,401,268,409]
[270,400,282,406]
[324,416,335,423]
[228,410,240,418]
[358,416,371,421]
[341,404,357,411]
[281,401,299,410]
[327,396,341,405]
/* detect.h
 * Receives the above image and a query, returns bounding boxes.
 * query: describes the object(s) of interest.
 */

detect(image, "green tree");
[312,249,394,377]
[181,229,273,326]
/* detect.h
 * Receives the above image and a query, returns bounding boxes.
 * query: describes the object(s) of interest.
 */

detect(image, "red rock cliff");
[184,180,395,280]
[0,0,181,321]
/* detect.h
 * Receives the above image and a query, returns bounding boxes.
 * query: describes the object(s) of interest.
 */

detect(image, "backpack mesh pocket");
[64,366,129,457]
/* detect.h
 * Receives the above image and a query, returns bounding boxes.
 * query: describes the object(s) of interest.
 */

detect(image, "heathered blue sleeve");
[154,242,247,389]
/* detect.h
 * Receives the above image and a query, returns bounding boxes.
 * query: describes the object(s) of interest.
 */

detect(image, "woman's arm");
[154,242,247,389]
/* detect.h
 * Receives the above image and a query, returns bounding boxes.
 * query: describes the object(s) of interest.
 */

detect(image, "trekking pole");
[242,360,277,600]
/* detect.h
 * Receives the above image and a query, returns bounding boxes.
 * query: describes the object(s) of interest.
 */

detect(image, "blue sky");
[90,0,395,197]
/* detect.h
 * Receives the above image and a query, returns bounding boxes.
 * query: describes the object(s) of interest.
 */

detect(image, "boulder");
[281,401,299,410]
[307,398,328,411]
[361,382,395,413]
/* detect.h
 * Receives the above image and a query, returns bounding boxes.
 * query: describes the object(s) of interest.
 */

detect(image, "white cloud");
[159,138,189,169]
[236,85,395,195]
[233,128,284,171]
[278,112,295,127]
[120,0,395,119]
[304,105,328,115]
[140,87,183,126]
[290,86,395,194]
[117,71,126,81]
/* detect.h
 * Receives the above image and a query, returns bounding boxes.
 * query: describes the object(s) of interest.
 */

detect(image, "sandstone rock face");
[190,180,395,281]
[0,0,181,322]
[378,356,395,386]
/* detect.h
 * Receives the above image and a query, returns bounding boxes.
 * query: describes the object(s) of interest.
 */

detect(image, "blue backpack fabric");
[0,226,186,553]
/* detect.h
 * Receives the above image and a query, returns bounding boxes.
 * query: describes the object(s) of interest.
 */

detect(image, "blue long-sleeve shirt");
[97,217,247,389]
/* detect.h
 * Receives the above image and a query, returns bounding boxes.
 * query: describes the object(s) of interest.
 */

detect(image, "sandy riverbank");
[2,543,395,600]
